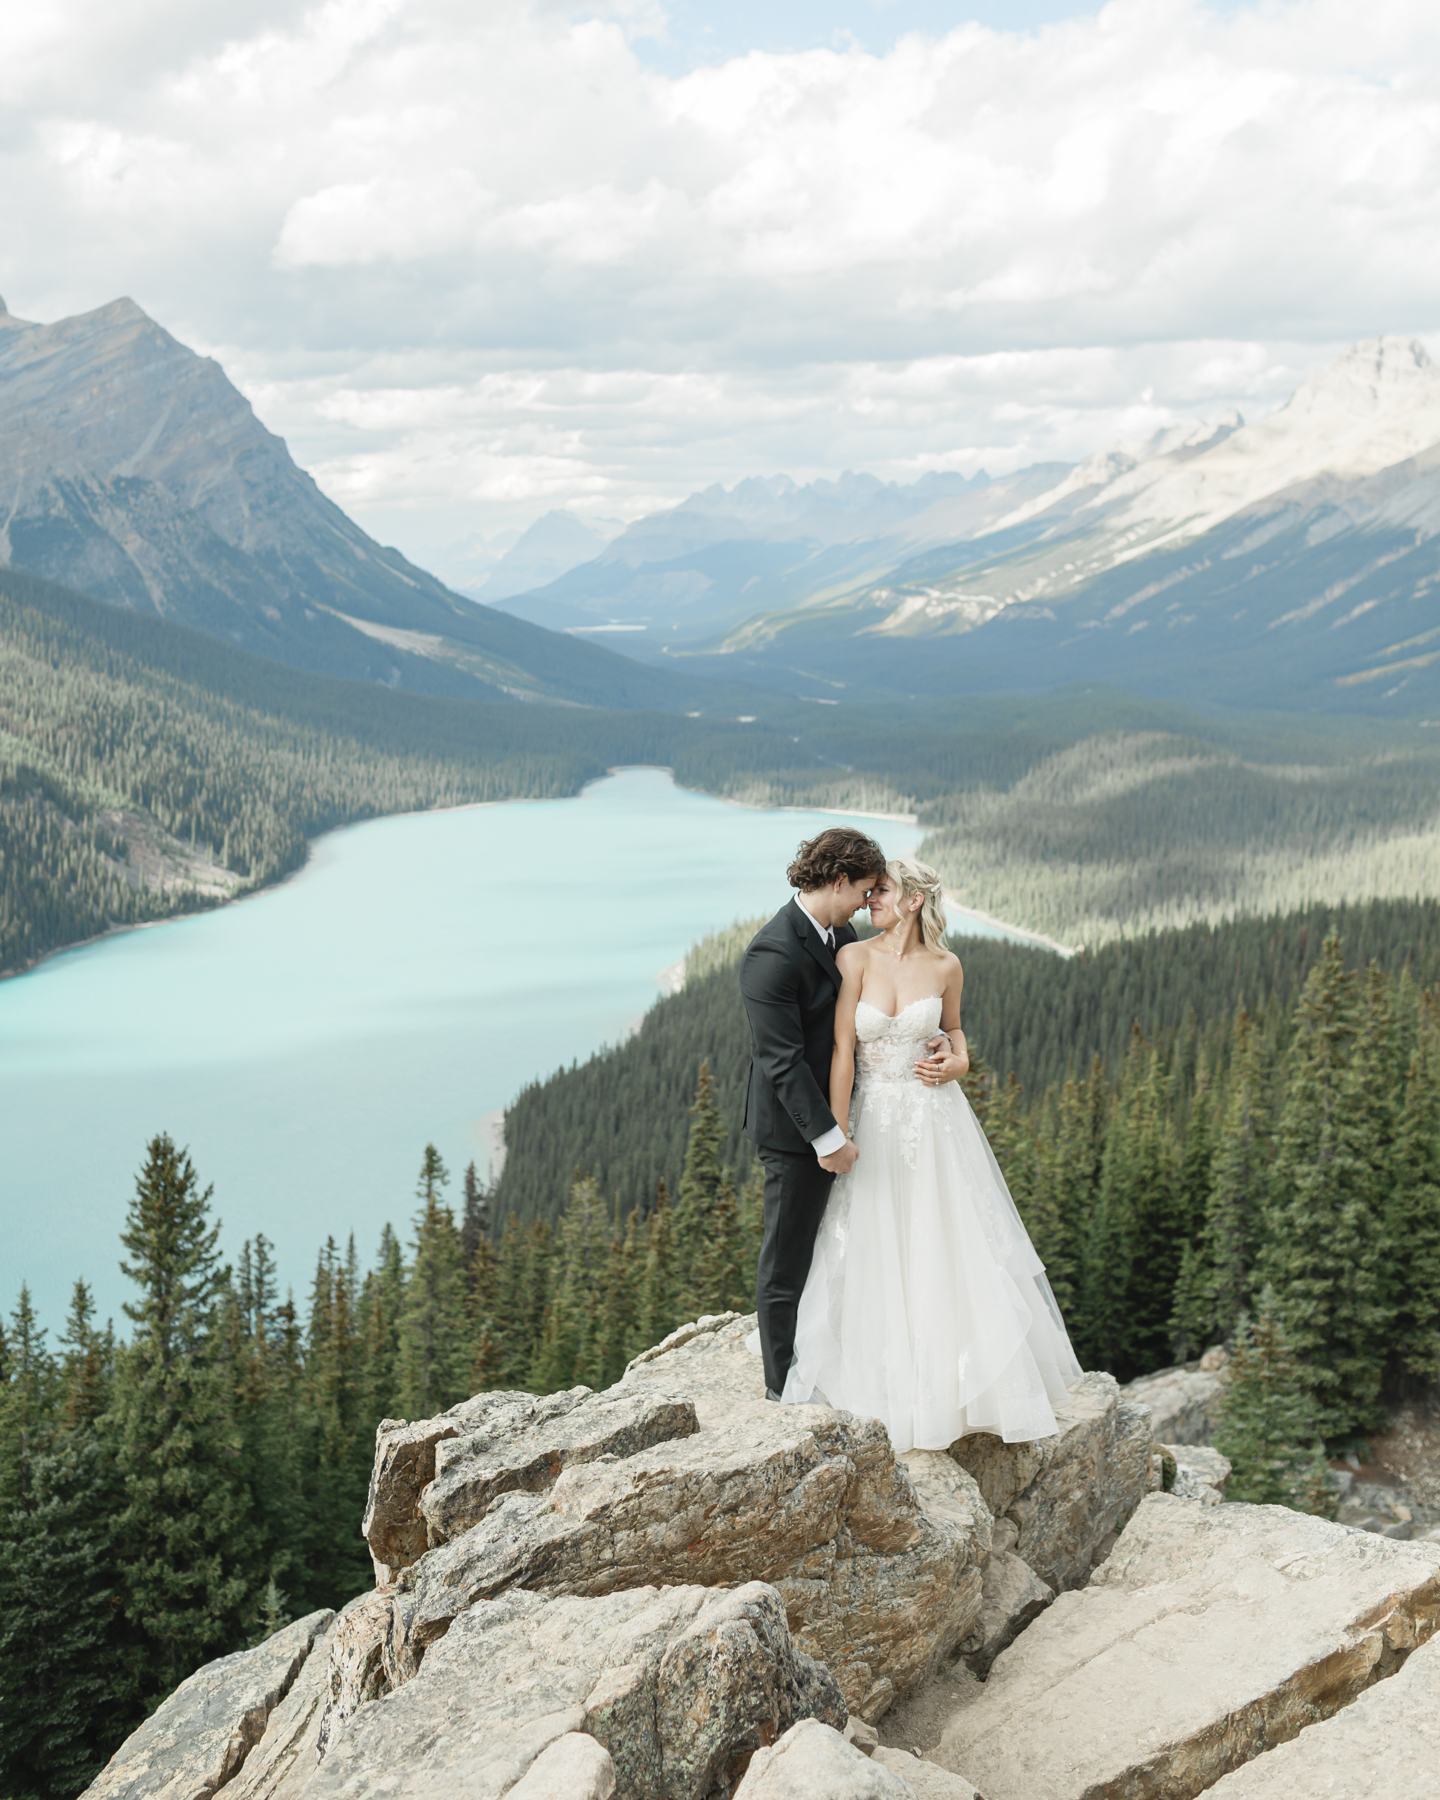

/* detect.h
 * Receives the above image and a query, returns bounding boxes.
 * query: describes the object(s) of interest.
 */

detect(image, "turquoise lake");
[1,769,1027,1327]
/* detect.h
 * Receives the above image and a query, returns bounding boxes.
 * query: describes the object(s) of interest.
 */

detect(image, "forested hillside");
[0,569,808,974]
[493,897,1440,1230]
[918,730,1440,949]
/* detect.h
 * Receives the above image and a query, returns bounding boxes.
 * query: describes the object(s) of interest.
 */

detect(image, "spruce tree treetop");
[119,1135,223,1368]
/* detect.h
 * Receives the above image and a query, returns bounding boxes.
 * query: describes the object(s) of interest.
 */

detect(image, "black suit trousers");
[755,1145,834,1395]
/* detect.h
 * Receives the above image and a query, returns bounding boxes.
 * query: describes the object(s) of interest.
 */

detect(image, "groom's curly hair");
[787,827,887,891]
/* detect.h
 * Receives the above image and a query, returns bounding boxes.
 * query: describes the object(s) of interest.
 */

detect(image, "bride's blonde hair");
[886,857,948,952]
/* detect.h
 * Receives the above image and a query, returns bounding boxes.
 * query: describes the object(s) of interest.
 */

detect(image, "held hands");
[818,1138,859,1175]
[915,1030,969,1086]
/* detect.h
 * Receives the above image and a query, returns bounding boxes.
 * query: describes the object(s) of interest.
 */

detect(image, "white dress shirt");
[793,896,848,1159]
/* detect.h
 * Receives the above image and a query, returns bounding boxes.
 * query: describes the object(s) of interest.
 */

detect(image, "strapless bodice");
[854,995,944,1085]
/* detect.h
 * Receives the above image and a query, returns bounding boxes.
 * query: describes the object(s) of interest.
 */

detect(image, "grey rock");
[844,1717,880,1756]
[1201,1628,1440,1799]
[314,1588,395,1758]
[624,1312,746,1374]
[1165,1441,1231,1506]
[931,1492,1440,1800]
[506,1733,616,1800]
[618,1312,771,1430]
[363,1387,590,1577]
[1123,1361,1229,1444]
[304,1582,843,1800]
[734,1720,912,1799]
[957,1549,1055,1679]
[85,1610,333,1800]
[226,1636,332,1800]
[897,1451,993,1563]
[396,1404,982,1720]
[872,1748,980,1799]
[949,1371,1153,1593]
[421,1388,698,1546]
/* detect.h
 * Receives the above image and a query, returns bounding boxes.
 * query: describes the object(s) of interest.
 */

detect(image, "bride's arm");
[939,956,969,1077]
[918,955,969,1085]
[829,946,863,1135]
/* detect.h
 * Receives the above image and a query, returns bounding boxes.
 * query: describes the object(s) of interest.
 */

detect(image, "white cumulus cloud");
[2,0,1440,566]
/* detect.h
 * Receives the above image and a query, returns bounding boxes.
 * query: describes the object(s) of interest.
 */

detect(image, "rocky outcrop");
[1124,1358,1229,1445]
[362,1386,697,1578]
[931,1491,1440,1800]
[948,1370,1153,1591]
[85,1610,333,1800]
[86,1312,1158,1800]
[392,1403,979,1719]
[1202,1628,1440,1799]
[305,1582,843,1800]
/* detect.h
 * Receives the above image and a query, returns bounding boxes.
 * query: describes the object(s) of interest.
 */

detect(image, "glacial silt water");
[1,770,1022,1325]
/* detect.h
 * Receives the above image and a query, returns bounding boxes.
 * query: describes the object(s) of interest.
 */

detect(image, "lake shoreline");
[2,766,929,989]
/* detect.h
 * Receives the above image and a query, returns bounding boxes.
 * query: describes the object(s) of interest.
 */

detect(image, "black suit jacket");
[740,900,858,1155]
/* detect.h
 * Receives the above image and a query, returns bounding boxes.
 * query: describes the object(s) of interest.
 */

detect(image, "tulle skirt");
[781,1077,1082,1452]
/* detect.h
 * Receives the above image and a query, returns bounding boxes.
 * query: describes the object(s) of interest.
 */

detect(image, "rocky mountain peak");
[1284,334,1439,422]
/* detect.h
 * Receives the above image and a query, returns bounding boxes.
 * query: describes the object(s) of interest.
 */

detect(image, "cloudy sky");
[5,0,1440,581]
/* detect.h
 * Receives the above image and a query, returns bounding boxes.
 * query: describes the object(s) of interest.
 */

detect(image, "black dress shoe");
[766,1387,784,1402]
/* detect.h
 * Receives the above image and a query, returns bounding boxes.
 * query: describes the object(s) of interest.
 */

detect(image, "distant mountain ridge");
[503,337,1440,714]
[0,296,698,710]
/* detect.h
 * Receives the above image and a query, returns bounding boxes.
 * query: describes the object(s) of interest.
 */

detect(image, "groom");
[740,826,887,1399]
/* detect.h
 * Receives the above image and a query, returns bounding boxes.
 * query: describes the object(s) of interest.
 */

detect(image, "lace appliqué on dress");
[854,996,947,1171]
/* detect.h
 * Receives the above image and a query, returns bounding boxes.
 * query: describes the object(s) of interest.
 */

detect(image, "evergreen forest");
[6,898,1440,1796]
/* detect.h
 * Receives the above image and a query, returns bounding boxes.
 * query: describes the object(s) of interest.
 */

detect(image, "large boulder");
[732,1722,981,1800]
[392,1404,982,1719]
[1124,1360,1229,1445]
[947,1370,1153,1592]
[85,1610,333,1800]
[364,1386,692,1579]
[1201,1629,1440,1799]
[733,1719,912,1798]
[955,1534,1055,1679]
[304,1581,844,1800]
[421,1388,699,1547]
[931,1492,1440,1800]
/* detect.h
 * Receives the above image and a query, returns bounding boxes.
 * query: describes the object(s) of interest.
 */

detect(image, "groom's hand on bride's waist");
[818,1140,859,1175]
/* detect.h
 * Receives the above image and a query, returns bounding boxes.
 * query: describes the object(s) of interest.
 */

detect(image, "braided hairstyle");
[886,856,948,952]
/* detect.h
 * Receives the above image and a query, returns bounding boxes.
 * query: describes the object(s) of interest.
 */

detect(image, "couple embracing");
[741,828,1080,1454]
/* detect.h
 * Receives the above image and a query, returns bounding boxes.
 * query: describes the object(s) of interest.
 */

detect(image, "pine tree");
[692,1172,744,1317]
[671,1065,726,1316]
[493,1214,531,1388]
[1214,1290,1332,1512]
[460,1161,493,1270]
[109,1134,262,1704]
[1261,937,1390,1437]
[397,1147,471,1417]
[737,1166,766,1315]
[530,1176,610,1392]
[1385,996,1440,1392]
[360,1223,407,1419]
[596,1207,642,1384]
[1189,1006,1270,1348]
[0,1423,134,1799]
[637,1181,677,1353]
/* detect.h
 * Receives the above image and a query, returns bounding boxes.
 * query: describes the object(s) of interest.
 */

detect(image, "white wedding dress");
[780,995,1082,1452]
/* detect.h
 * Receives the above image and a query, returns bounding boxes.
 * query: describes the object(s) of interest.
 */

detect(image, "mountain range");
[0,296,697,711]
[499,338,1440,715]
[5,294,1437,719]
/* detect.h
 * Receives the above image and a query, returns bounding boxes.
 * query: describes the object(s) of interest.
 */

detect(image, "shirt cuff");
[811,1124,847,1159]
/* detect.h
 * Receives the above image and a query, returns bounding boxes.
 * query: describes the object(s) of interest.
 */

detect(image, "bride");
[780,857,1082,1452]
